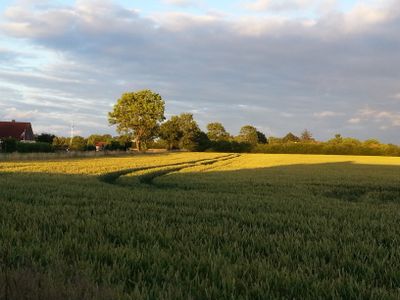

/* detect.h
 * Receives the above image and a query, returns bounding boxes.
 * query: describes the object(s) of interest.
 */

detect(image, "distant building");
[0,120,35,141]
[95,142,108,151]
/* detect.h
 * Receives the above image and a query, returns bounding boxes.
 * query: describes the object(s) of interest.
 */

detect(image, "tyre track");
[136,154,240,185]
[98,154,237,185]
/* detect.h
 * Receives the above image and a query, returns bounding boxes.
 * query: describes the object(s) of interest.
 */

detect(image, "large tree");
[237,125,259,145]
[159,113,207,151]
[176,113,202,150]
[206,122,230,141]
[108,90,165,151]
[159,116,182,150]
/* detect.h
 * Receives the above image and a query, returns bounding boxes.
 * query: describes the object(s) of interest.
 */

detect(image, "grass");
[1,153,400,299]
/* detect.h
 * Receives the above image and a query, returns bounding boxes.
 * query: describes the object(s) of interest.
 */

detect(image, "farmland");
[1,153,400,299]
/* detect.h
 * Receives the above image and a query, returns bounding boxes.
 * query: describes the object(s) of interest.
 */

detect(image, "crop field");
[1,153,400,299]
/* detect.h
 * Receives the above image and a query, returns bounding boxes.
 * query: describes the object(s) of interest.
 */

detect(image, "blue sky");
[1,0,400,142]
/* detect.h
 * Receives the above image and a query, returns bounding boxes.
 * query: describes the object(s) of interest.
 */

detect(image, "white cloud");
[348,117,361,124]
[237,104,272,113]
[2,107,39,120]
[348,107,400,128]
[341,3,391,33]
[313,111,344,118]
[162,0,197,7]
[244,0,315,12]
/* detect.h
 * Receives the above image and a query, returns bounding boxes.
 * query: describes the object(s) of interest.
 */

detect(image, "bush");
[86,145,96,151]
[1,138,17,153]
[252,142,400,156]
[105,141,127,151]
[206,140,253,153]
[16,142,54,153]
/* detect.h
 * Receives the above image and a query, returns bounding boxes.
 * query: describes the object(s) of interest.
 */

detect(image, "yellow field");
[2,152,400,175]
[0,152,222,175]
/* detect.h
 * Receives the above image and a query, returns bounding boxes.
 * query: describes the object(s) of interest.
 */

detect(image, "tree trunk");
[135,137,141,151]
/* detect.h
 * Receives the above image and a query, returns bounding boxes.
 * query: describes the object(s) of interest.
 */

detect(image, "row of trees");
[254,133,400,157]
[3,89,399,156]
[51,135,132,152]
[0,134,132,153]
[9,125,396,157]
[106,89,400,156]
[32,125,305,153]
[108,90,269,152]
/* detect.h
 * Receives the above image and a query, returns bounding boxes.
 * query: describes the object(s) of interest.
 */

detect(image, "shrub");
[16,142,54,153]
[207,140,252,153]
[1,138,17,153]
[252,142,400,156]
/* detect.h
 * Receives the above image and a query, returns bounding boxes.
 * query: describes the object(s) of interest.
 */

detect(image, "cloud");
[313,111,344,118]
[2,107,39,120]
[348,117,361,124]
[244,0,316,12]
[348,107,400,128]
[162,0,198,7]
[0,0,399,142]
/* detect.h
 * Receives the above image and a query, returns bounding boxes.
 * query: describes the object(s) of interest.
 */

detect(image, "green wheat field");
[1,153,400,299]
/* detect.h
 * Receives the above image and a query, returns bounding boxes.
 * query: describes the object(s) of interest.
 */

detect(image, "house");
[95,141,108,151]
[0,120,35,142]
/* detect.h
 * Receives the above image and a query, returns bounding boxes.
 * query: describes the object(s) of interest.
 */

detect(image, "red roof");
[0,121,35,141]
[95,142,108,146]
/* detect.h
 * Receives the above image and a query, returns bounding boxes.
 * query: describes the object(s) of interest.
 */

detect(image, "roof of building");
[95,142,108,146]
[0,120,34,140]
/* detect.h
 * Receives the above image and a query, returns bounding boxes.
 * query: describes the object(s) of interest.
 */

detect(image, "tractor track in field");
[136,154,240,185]
[98,154,239,186]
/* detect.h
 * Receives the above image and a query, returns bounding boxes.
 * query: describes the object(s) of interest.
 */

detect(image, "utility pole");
[70,120,74,148]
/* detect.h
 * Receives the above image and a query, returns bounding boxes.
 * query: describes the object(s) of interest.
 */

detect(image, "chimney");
[11,120,15,122]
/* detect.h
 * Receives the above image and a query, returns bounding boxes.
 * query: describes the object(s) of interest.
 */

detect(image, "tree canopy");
[159,116,183,150]
[237,125,259,145]
[108,90,165,151]
[206,122,230,141]
[87,134,113,147]
[300,129,314,143]
[159,113,211,151]
[282,132,300,143]
[256,131,268,144]
[35,133,56,144]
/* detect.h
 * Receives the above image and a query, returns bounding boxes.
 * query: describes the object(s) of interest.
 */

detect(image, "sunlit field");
[1,153,400,299]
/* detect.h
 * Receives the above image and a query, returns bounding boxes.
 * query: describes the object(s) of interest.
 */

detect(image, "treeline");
[2,89,400,157]
[0,134,131,153]
[0,138,54,153]
[52,134,132,151]
[253,134,400,157]
[154,115,267,153]
[152,116,400,157]
[106,89,400,156]
[2,117,400,157]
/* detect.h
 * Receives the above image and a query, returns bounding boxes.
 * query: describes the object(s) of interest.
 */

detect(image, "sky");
[0,0,399,142]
